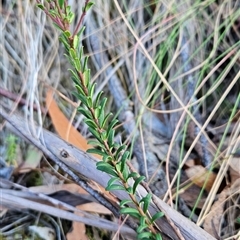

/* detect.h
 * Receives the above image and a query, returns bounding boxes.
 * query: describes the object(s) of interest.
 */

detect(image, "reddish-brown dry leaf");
[66,205,89,240]
[185,165,217,192]
[46,88,100,157]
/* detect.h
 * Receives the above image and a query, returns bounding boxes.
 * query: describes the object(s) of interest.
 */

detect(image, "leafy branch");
[36,1,164,239]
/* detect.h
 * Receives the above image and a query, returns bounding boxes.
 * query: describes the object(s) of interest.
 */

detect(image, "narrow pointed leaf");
[115,145,126,159]
[120,199,133,208]
[37,4,45,10]
[140,193,152,213]
[107,177,120,188]
[58,0,64,9]
[122,164,129,181]
[133,176,145,194]
[77,26,85,37]
[151,212,165,223]
[137,224,148,233]
[84,119,98,129]
[107,129,115,147]
[72,92,87,105]
[94,91,104,108]
[106,184,125,191]
[155,233,163,240]
[83,57,89,72]
[85,1,94,11]
[68,69,80,84]
[137,232,153,239]
[101,112,112,128]
[127,172,139,180]
[120,208,141,218]
[96,162,118,177]
[77,106,91,118]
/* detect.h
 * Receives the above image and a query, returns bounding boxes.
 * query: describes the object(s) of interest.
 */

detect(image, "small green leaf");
[37,4,45,10]
[66,6,71,14]
[87,139,104,148]
[52,22,64,31]
[75,84,85,95]
[132,176,145,194]
[139,216,146,226]
[115,145,126,159]
[83,69,90,87]
[77,106,91,118]
[137,232,154,239]
[68,69,80,84]
[106,184,125,191]
[120,150,130,161]
[120,199,133,207]
[68,12,75,24]
[77,26,86,37]
[58,0,64,9]
[83,57,89,72]
[72,92,87,105]
[107,119,118,137]
[126,186,133,194]
[101,112,112,128]
[84,119,98,129]
[63,30,71,38]
[88,128,102,143]
[140,193,152,213]
[99,113,112,128]
[85,1,94,11]
[122,164,129,180]
[77,46,84,60]
[89,82,96,99]
[98,98,107,124]
[87,148,105,156]
[86,96,93,108]
[120,207,141,218]
[151,212,165,223]
[73,35,79,50]
[97,166,118,177]
[49,9,59,16]
[98,110,105,128]
[59,35,70,50]
[102,155,113,162]
[96,162,118,177]
[120,151,130,169]
[137,224,148,233]
[94,106,101,118]
[74,58,81,72]
[69,48,77,60]
[94,91,104,108]
[127,172,139,179]
[107,129,115,147]
[107,177,120,188]
[99,97,107,112]
[155,233,163,240]
[115,162,121,172]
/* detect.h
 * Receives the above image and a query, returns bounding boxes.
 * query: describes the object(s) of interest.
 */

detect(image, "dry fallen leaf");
[46,88,95,153]
[203,179,240,237]
[185,165,217,192]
